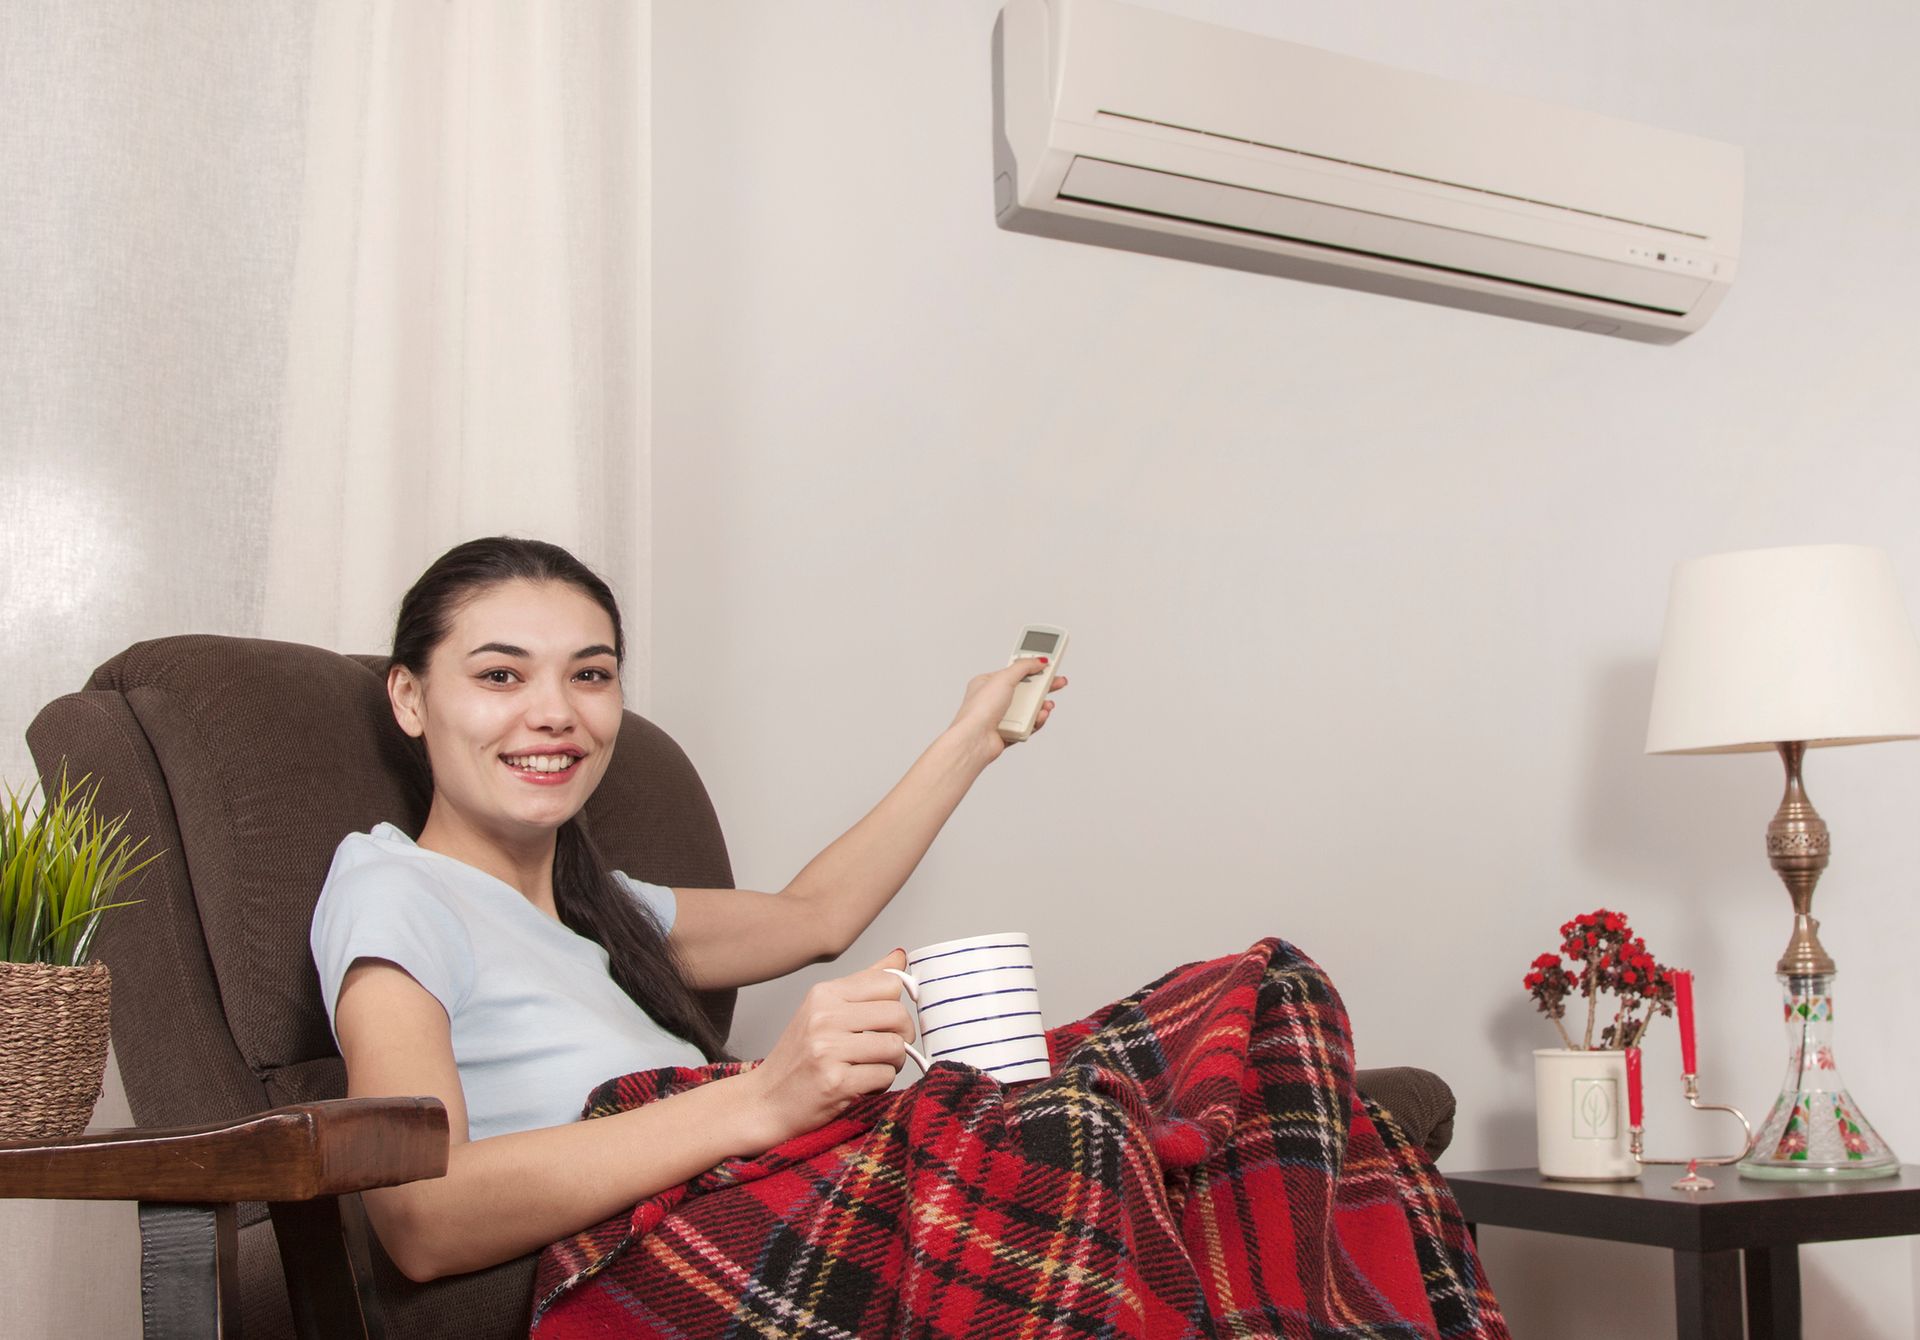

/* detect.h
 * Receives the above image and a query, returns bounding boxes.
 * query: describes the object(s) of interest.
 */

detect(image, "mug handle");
[882,967,931,1071]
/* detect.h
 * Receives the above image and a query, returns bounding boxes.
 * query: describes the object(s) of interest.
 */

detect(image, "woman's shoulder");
[310,825,479,1019]
[317,824,453,912]
[609,869,677,933]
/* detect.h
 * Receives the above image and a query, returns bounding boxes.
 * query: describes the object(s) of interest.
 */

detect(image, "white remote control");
[997,624,1068,742]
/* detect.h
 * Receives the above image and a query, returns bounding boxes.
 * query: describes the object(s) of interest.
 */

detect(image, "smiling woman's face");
[389,578,623,847]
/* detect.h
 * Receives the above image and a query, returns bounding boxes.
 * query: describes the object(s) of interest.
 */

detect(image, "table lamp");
[1646,544,1920,1179]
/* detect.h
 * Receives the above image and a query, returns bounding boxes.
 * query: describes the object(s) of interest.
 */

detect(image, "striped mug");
[883,932,1050,1083]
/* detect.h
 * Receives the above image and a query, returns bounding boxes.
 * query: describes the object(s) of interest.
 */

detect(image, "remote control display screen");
[1020,630,1058,654]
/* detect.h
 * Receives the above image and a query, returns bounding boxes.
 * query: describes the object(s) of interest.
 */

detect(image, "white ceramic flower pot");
[1534,1047,1640,1181]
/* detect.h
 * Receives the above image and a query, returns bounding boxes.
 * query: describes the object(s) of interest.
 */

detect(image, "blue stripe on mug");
[921,1008,1043,1040]
[983,1057,1050,1077]
[918,963,1038,989]
[933,1032,1047,1058]
[907,941,1030,969]
[916,986,1039,1018]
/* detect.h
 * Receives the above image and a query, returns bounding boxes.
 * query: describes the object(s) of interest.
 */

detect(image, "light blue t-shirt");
[310,823,708,1140]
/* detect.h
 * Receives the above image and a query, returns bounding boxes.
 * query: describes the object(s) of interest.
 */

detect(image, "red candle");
[1674,970,1697,1075]
[1626,1046,1644,1128]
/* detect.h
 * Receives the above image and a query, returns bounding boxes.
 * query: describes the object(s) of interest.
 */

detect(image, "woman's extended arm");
[666,659,1067,990]
[339,952,915,1281]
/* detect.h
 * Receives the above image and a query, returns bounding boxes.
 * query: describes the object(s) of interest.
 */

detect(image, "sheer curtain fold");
[265,0,650,669]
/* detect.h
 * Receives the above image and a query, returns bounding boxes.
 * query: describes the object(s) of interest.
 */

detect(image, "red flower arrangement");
[1524,908,1680,1051]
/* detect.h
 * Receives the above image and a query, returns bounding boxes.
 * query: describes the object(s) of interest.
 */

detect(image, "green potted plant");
[0,769,155,1140]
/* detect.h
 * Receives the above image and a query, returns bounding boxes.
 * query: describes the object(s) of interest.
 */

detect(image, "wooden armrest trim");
[0,1097,448,1203]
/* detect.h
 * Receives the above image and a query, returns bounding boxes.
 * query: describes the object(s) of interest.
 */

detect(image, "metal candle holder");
[1630,1071,1756,1192]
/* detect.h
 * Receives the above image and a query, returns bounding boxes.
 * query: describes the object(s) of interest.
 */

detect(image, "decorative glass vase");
[1534,1048,1639,1181]
[1740,971,1898,1180]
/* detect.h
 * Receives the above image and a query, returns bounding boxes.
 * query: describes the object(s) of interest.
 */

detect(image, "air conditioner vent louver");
[1094,111,1710,241]
[1057,156,1705,317]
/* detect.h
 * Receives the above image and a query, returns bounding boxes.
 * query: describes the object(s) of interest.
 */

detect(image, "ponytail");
[553,816,731,1062]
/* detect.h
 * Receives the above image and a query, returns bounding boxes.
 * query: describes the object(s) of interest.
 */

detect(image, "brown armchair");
[1,635,1453,1339]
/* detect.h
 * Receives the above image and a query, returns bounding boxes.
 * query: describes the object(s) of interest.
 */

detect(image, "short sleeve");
[613,871,677,934]
[311,839,478,1036]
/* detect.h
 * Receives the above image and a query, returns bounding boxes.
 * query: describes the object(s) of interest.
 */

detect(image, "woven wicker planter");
[0,961,113,1141]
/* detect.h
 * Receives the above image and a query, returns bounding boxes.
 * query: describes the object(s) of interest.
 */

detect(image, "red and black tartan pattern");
[530,940,1508,1338]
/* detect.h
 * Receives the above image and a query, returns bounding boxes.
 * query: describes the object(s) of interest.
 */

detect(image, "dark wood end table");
[1445,1166,1920,1340]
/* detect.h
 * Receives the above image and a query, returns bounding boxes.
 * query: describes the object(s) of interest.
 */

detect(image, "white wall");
[650,3,1920,1336]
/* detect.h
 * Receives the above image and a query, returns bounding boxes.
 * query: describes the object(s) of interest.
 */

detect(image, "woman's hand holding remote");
[950,658,1068,760]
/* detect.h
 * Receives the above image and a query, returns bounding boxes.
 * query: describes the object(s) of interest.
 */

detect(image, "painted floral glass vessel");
[1740,971,1896,1179]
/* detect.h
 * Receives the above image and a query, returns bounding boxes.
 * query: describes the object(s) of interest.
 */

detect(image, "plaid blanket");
[531,940,1507,1339]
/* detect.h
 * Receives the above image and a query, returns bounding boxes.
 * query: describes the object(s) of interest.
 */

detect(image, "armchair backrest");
[27,635,736,1338]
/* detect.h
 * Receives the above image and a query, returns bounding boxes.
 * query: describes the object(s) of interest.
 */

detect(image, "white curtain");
[264,1,650,664]
[0,3,648,1332]
[2,0,648,788]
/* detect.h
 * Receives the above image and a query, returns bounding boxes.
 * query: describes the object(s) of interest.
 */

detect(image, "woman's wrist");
[711,1065,782,1155]
[935,721,1002,777]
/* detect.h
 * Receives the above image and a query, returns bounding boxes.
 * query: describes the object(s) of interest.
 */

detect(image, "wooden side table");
[0,1098,447,1339]
[1445,1166,1920,1340]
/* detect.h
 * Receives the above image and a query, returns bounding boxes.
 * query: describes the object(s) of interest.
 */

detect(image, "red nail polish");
[1038,657,1049,664]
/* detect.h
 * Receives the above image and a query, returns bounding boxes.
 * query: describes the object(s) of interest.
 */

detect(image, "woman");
[316,538,1506,1339]
[312,536,1068,1282]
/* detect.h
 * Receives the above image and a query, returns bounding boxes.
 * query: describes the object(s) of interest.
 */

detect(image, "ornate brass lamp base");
[1738,744,1899,1181]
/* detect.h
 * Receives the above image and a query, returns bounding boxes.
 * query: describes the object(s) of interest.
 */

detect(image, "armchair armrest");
[0,1097,448,1202]
[1354,1067,1455,1162]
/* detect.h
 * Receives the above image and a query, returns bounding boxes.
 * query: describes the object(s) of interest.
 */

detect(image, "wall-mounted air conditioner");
[992,0,1744,343]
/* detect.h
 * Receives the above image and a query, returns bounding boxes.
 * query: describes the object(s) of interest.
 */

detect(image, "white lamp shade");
[1646,544,1920,755]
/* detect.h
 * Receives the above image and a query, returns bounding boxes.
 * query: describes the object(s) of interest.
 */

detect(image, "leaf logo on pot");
[1573,1079,1619,1139]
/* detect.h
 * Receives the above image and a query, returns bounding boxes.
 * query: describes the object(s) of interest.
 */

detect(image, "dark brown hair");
[392,536,729,1061]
